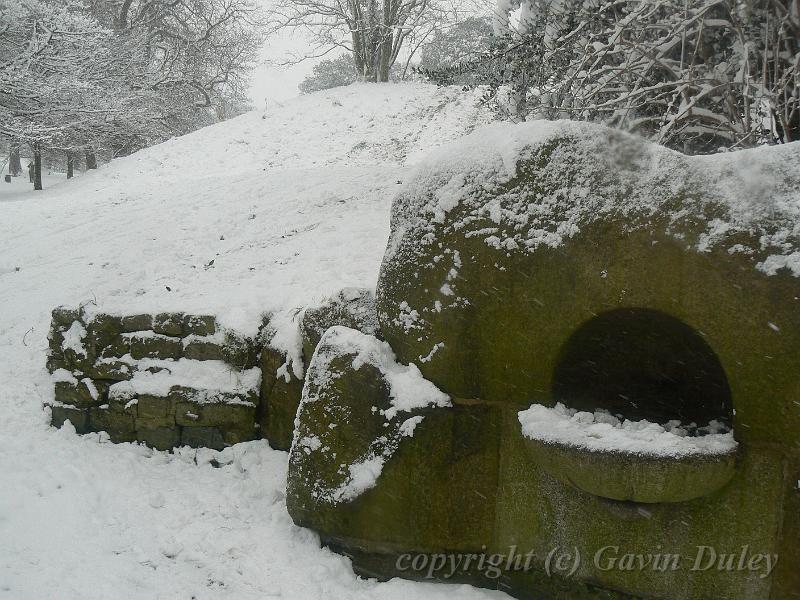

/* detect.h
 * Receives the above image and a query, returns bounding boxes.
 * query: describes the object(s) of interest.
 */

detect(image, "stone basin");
[523,436,739,503]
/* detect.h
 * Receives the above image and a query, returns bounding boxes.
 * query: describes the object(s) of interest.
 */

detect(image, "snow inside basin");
[519,403,739,503]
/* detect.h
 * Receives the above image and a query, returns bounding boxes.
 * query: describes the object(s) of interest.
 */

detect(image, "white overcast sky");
[248,27,323,107]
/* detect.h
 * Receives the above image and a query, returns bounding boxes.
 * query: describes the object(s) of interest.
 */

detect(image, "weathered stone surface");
[47,308,262,452]
[221,428,256,446]
[85,359,135,381]
[182,338,225,361]
[174,398,255,429]
[45,355,67,374]
[494,417,783,600]
[135,394,175,428]
[136,426,180,451]
[50,405,90,433]
[120,314,153,332]
[258,346,302,450]
[181,426,225,450]
[377,124,800,446]
[89,405,137,442]
[288,328,490,553]
[54,379,108,407]
[46,325,66,374]
[183,314,216,336]
[128,333,182,360]
[523,436,738,503]
[287,123,800,599]
[59,323,95,373]
[153,312,184,336]
[87,313,124,354]
[51,306,82,328]
[221,331,258,369]
[300,287,379,362]
[97,335,131,359]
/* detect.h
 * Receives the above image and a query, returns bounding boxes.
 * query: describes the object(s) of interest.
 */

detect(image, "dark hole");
[551,308,733,429]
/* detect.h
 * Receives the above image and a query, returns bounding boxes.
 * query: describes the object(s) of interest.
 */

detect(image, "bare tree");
[1,0,266,184]
[271,0,449,81]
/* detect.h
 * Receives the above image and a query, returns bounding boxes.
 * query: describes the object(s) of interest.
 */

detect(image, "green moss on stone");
[523,437,738,503]
[50,405,90,433]
[258,346,303,450]
[183,314,216,336]
[88,406,137,441]
[300,288,379,362]
[129,333,182,360]
[181,426,225,450]
[153,312,184,336]
[86,359,135,381]
[136,426,180,451]
[120,314,153,332]
[87,314,124,354]
[135,394,175,428]
[183,338,225,361]
[51,306,82,328]
[54,380,108,408]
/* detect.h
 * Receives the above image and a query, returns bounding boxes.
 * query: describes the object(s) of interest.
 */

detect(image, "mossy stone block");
[183,314,216,336]
[46,355,67,374]
[523,437,738,503]
[183,339,225,361]
[54,380,107,408]
[222,428,256,445]
[492,409,783,600]
[97,335,131,359]
[51,405,90,433]
[51,306,82,328]
[120,314,153,333]
[47,327,66,372]
[300,287,379,362]
[87,313,124,353]
[92,405,137,442]
[86,359,135,381]
[153,312,184,336]
[135,394,175,428]
[129,334,182,360]
[108,395,138,418]
[62,344,94,373]
[181,426,225,450]
[136,426,180,451]
[174,399,255,429]
[221,331,258,369]
[258,346,303,451]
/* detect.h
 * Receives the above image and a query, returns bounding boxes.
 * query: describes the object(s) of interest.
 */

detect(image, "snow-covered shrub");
[430,0,800,153]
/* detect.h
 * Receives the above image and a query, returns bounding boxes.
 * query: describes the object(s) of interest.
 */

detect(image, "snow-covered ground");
[0,83,504,599]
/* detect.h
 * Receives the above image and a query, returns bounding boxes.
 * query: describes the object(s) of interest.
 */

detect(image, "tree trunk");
[377,40,392,82]
[9,144,22,177]
[66,151,74,179]
[33,148,43,191]
[85,149,97,170]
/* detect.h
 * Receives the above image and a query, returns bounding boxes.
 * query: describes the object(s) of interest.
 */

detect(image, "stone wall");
[46,307,263,450]
[46,288,379,452]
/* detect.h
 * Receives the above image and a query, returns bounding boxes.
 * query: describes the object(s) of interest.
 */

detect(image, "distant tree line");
[297,16,494,93]
[273,0,482,84]
[1,0,265,189]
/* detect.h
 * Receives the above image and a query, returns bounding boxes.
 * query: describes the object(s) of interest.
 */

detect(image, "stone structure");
[46,287,380,452]
[286,122,800,599]
[47,308,262,450]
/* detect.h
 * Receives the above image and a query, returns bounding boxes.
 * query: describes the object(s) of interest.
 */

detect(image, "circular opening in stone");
[551,308,733,430]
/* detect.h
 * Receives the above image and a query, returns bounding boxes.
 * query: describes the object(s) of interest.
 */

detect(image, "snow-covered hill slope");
[0,83,503,600]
